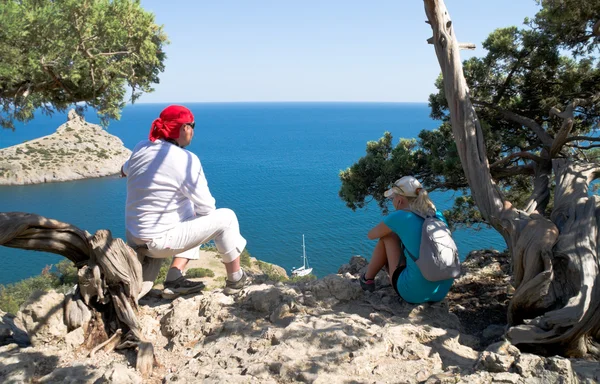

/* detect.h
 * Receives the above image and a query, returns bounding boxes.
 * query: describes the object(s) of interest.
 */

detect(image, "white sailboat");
[291,234,313,277]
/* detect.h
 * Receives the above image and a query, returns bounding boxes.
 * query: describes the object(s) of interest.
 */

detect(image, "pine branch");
[490,151,544,169]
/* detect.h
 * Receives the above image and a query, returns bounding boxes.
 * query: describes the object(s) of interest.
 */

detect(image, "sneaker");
[223,271,251,295]
[162,276,205,299]
[359,273,375,292]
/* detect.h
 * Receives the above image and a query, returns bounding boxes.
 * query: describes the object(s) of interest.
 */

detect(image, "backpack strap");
[409,208,436,220]
[399,238,418,263]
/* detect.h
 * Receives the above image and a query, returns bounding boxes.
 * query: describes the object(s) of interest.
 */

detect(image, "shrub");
[153,259,214,287]
[256,260,286,283]
[186,268,215,278]
[54,260,78,285]
[287,274,317,284]
[0,261,79,315]
[240,249,252,268]
[0,266,59,314]
[154,259,171,286]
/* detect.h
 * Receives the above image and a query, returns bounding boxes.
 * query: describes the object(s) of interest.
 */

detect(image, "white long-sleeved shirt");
[123,139,216,239]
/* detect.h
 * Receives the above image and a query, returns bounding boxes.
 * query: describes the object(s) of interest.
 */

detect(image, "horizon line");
[132,100,430,105]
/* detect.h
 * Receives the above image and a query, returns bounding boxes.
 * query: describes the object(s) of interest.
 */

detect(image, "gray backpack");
[403,212,461,281]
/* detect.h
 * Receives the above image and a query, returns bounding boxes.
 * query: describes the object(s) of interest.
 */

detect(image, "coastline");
[0,110,130,186]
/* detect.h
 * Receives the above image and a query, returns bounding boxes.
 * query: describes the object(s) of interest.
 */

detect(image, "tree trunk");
[0,212,155,375]
[424,0,600,357]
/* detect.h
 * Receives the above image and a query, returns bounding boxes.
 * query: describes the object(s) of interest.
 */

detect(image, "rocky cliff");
[1,252,599,384]
[0,110,130,185]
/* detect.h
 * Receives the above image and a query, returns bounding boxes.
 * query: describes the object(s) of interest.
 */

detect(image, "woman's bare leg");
[365,239,387,279]
[381,233,404,283]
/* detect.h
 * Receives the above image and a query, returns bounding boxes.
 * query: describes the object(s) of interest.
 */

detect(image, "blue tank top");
[383,209,454,303]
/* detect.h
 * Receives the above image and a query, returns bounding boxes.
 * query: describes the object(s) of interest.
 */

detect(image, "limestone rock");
[0,110,131,185]
[477,341,520,373]
[97,363,143,384]
[65,327,85,349]
[0,311,13,343]
[408,301,461,331]
[309,274,362,302]
[37,363,103,383]
[491,372,522,383]
[160,296,204,348]
[482,324,506,341]
[0,344,61,383]
[161,294,229,348]
[542,357,576,384]
[337,255,368,275]
[242,284,299,315]
[514,353,544,377]
[248,257,289,280]
[571,359,600,383]
[0,311,29,346]
[15,290,68,347]
[0,255,598,384]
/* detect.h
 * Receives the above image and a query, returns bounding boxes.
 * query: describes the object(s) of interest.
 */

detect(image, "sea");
[0,103,505,285]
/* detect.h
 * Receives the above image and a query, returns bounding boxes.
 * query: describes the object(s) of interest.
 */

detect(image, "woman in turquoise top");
[359,176,454,304]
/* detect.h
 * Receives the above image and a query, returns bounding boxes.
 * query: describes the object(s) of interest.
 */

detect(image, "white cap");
[384,176,423,198]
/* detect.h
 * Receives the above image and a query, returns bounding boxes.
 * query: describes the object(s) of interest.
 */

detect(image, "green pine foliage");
[0,0,168,129]
[240,249,252,268]
[339,0,600,228]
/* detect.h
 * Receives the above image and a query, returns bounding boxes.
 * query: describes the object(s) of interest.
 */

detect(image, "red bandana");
[149,105,194,142]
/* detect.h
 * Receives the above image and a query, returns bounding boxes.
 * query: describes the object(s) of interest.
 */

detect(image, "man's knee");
[216,207,238,225]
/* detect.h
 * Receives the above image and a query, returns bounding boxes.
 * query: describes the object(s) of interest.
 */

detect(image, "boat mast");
[302,234,306,269]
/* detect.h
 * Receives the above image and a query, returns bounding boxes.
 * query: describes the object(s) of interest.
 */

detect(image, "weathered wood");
[0,212,92,264]
[90,329,123,357]
[424,0,600,357]
[65,291,92,332]
[0,212,155,374]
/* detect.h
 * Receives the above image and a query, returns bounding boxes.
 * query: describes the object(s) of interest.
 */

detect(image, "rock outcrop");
[0,110,130,185]
[1,252,599,383]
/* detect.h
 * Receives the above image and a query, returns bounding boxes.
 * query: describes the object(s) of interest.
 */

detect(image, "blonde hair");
[405,189,436,217]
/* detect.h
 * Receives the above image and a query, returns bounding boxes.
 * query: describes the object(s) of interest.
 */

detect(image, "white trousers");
[130,208,247,263]
[127,208,247,299]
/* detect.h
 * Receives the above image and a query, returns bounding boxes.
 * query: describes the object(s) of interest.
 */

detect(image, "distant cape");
[0,110,131,186]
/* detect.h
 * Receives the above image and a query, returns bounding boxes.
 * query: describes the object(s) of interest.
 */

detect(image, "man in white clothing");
[122,105,248,299]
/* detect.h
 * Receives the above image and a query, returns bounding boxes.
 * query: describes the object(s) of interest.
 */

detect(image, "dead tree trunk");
[0,212,155,375]
[424,0,600,357]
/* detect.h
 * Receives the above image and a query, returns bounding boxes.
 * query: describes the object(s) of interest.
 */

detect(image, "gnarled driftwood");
[0,212,155,375]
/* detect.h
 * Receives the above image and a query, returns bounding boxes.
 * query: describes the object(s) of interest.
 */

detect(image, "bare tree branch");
[523,152,552,215]
[424,0,523,237]
[490,151,544,169]
[491,164,535,179]
[549,95,600,156]
[458,43,476,50]
[566,136,600,143]
[427,36,475,50]
[40,59,75,98]
[567,143,600,150]
[473,100,554,147]
[95,51,131,57]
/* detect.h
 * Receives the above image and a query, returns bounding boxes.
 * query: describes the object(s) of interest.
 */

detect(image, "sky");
[138,0,542,103]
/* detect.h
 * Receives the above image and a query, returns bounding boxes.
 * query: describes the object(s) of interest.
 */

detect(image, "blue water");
[0,103,505,284]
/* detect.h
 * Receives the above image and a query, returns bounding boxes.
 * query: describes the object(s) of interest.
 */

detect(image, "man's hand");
[120,165,127,178]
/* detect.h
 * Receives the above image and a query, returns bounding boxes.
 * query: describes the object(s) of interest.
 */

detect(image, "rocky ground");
[1,251,599,383]
[0,110,130,185]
